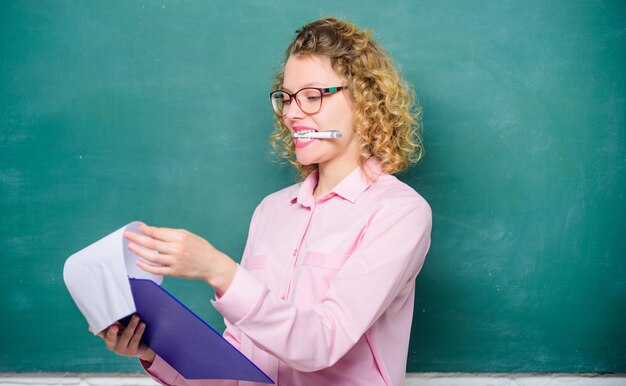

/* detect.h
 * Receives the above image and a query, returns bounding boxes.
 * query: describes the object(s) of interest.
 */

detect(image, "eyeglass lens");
[271,88,323,115]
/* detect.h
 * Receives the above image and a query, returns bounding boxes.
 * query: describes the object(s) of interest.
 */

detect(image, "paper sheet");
[63,222,162,334]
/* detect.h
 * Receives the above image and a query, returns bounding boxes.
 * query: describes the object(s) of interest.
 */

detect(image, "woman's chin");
[295,155,318,166]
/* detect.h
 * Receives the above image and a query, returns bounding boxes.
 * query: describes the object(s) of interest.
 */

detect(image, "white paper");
[63,222,162,334]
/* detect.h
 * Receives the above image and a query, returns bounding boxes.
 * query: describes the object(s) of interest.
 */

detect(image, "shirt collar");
[290,157,384,206]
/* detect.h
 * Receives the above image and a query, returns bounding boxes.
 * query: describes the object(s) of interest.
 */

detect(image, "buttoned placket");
[280,201,317,302]
[281,192,338,302]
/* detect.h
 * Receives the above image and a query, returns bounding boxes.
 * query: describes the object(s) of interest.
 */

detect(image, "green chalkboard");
[1,0,624,374]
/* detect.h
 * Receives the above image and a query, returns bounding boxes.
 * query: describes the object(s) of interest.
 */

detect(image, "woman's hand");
[124,223,238,296]
[92,315,156,363]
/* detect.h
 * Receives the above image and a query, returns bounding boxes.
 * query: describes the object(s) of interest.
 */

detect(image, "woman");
[97,17,432,386]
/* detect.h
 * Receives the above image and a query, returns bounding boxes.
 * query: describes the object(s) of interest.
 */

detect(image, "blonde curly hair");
[270,17,424,179]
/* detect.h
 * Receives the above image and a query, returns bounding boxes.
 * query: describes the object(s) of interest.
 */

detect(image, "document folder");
[123,278,273,383]
[63,223,272,383]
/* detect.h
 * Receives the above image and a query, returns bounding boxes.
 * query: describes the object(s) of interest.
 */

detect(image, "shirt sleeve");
[212,197,432,372]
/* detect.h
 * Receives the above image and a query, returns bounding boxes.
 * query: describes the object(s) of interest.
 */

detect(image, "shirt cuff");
[211,264,266,325]
[142,354,180,385]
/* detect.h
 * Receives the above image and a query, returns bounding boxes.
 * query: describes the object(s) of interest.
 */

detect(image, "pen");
[291,130,342,139]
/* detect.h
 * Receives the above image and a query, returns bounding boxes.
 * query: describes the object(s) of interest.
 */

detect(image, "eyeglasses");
[269,86,347,116]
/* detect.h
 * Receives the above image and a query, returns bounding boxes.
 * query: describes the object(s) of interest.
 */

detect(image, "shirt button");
[292,249,297,256]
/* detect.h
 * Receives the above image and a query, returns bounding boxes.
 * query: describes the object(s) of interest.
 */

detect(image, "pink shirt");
[144,157,432,386]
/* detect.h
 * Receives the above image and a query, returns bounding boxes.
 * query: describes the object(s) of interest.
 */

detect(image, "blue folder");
[121,278,273,383]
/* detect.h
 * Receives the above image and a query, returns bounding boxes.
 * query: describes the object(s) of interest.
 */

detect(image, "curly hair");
[270,17,424,179]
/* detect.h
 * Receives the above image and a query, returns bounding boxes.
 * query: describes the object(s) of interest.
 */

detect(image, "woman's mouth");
[294,129,318,148]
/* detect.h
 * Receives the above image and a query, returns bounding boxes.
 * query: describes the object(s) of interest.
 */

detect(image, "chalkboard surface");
[1,0,624,373]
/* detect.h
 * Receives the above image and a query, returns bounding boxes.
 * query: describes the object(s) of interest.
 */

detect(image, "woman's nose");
[283,100,304,121]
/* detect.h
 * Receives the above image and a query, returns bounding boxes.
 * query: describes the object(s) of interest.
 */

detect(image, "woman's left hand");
[124,223,238,295]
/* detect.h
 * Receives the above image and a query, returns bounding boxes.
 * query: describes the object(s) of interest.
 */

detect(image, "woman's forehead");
[282,55,343,90]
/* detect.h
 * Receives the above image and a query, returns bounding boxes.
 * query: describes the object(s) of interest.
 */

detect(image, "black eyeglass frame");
[269,86,348,116]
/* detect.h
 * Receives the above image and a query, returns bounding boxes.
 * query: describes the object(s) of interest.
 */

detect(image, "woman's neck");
[313,155,359,200]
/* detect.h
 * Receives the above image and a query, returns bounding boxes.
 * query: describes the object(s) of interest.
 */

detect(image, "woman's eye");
[307,96,321,101]
[283,98,292,105]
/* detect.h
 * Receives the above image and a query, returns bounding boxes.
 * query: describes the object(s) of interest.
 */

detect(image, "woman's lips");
[293,127,318,149]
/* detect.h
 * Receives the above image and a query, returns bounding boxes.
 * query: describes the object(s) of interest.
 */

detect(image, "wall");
[1,0,624,375]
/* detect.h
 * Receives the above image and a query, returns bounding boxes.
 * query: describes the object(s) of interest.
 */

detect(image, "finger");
[90,326,106,340]
[127,242,173,266]
[92,327,106,340]
[104,325,119,351]
[124,231,174,255]
[119,315,140,349]
[89,325,109,335]
[136,258,174,276]
[128,322,146,352]
[139,223,190,243]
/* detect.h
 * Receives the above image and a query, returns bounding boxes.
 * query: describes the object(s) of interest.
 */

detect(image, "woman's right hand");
[91,314,156,363]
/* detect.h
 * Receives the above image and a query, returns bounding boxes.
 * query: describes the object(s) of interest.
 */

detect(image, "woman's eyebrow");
[281,82,326,93]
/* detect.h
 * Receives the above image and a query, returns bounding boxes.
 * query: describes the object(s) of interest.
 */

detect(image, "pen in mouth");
[291,130,342,139]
